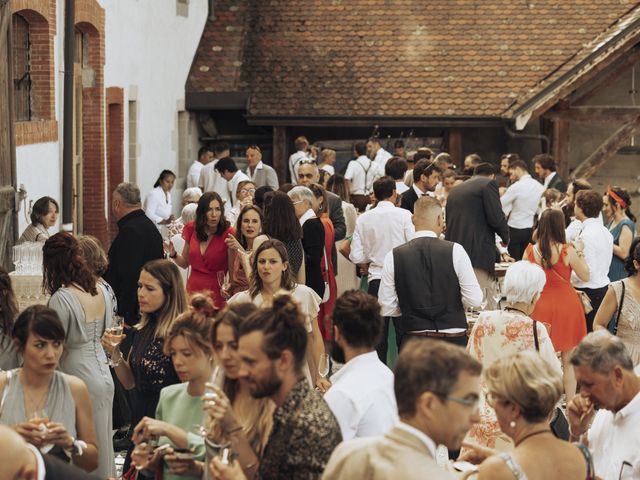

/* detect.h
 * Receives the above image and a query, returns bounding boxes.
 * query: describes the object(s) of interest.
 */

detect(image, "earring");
[509,420,516,429]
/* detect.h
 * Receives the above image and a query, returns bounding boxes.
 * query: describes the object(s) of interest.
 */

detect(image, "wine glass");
[479,288,488,311]
[492,280,502,308]
[29,409,53,453]
[194,366,226,437]
[105,316,125,366]
[318,354,330,380]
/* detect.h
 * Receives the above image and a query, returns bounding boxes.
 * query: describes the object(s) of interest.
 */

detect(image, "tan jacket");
[322,425,457,480]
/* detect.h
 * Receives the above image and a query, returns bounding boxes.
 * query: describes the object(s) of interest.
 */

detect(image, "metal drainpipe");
[503,121,550,153]
[61,0,75,232]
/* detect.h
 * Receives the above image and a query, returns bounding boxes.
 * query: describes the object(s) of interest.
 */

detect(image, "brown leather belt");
[407,331,468,338]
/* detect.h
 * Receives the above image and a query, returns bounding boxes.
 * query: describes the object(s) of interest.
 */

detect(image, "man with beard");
[567,331,640,479]
[322,339,481,479]
[399,158,442,214]
[322,289,398,440]
[212,292,341,480]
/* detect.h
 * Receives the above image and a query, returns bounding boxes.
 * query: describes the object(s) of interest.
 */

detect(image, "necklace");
[515,429,551,447]
[20,370,50,416]
[504,306,528,316]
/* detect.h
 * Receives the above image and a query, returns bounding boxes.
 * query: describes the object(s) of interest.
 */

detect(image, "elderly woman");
[465,261,560,451]
[461,351,591,479]
[288,186,326,300]
[18,196,59,243]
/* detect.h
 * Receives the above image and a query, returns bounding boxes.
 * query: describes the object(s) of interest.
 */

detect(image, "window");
[12,14,31,122]
[177,0,189,17]
[128,101,138,184]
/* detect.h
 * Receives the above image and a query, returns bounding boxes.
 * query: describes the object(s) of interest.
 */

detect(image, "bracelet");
[568,424,586,439]
[227,425,243,435]
[170,251,178,259]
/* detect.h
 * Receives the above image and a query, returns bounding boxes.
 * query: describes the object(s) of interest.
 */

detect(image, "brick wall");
[12,0,57,146]
[106,87,124,242]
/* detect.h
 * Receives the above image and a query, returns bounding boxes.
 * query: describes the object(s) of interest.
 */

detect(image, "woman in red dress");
[165,191,234,309]
[524,208,589,401]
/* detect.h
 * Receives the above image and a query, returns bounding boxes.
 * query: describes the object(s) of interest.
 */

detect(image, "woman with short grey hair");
[465,261,561,451]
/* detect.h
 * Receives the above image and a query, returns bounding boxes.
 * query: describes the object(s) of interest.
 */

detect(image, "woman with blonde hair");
[461,351,592,479]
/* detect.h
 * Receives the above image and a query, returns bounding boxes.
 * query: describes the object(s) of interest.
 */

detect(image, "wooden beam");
[571,114,640,179]
[544,106,640,123]
[448,128,463,169]
[552,120,570,179]
[272,126,287,184]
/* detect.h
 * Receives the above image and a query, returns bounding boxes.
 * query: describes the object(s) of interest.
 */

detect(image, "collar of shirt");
[413,184,426,197]
[544,171,556,187]
[328,350,380,385]
[356,155,370,165]
[273,378,310,425]
[26,444,45,480]
[299,208,317,226]
[519,174,532,182]
[395,421,437,458]
[614,390,640,423]
[412,230,438,240]
[581,217,600,228]
[376,200,395,210]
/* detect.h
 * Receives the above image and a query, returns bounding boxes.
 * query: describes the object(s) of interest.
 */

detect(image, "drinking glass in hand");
[194,366,226,437]
[29,409,53,453]
[492,280,502,308]
[318,354,330,380]
[480,288,488,311]
[105,316,125,367]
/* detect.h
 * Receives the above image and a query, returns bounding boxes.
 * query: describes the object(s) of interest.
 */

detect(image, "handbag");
[533,321,570,440]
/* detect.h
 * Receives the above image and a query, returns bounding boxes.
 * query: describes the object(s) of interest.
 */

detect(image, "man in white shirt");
[186,146,213,189]
[198,142,231,203]
[380,196,482,349]
[322,340,481,480]
[323,290,398,440]
[288,136,311,184]
[572,189,613,332]
[350,176,414,361]
[534,153,567,193]
[500,159,544,260]
[214,157,250,208]
[245,145,279,190]
[344,141,382,212]
[367,137,393,171]
[564,179,598,243]
[568,331,640,479]
[385,156,409,196]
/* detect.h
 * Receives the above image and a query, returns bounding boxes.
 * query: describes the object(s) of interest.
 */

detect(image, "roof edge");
[245,115,505,128]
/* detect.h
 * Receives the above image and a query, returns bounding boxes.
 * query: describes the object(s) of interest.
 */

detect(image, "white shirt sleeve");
[403,215,416,241]
[565,219,582,243]
[144,188,165,224]
[323,389,358,441]
[500,183,516,218]
[379,251,400,317]
[452,243,482,307]
[344,161,356,181]
[348,220,367,265]
[186,163,201,189]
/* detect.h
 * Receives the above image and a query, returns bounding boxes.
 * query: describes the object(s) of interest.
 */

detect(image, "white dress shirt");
[395,181,409,195]
[349,201,414,281]
[186,160,204,189]
[379,231,482,331]
[143,186,172,227]
[588,390,640,479]
[412,183,435,198]
[500,174,545,229]
[565,214,604,243]
[299,208,317,227]
[543,171,557,188]
[571,217,613,289]
[227,170,250,208]
[198,160,231,205]
[288,150,310,184]
[373,147,393,171]
[320,164,335,176]
[345,156,381,194]
[324,351,398,441]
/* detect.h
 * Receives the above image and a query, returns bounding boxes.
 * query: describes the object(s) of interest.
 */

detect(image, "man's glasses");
[444,394,480,409]
[299,159,317,165]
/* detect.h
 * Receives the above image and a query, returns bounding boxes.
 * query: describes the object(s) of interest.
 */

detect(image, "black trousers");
[399,333,468,351]
[508,227,533,261]
[367,279,401,365]
[576,286,609,332]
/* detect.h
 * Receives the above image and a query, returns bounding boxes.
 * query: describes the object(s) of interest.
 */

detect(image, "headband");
[607,185,627,210]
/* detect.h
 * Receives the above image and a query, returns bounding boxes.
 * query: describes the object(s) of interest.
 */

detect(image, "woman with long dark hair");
[602,186,636,281]
[165,191,234,308]
[0,268,19,370]
[524,208,590,400]
[225,205,263,297]
[44,232,115,478]
[144,169,176,230]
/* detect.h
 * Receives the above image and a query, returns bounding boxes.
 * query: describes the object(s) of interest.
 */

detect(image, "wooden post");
[272,126,287,184]
[448,128,462,168]
[552,120,570,180]
[571,114,640,179]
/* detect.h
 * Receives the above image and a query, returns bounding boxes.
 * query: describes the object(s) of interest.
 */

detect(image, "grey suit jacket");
[248,163,279,190]
[322,425,456,480]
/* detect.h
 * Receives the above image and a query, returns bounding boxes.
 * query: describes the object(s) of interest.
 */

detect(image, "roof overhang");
[185,92,249,110]
[245,115,505,128]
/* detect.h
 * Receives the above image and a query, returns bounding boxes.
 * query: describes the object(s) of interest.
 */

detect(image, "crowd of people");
[0,137,639,480]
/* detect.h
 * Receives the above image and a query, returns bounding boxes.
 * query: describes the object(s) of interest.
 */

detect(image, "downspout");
[61,0,75,231]
[503,121,550,153]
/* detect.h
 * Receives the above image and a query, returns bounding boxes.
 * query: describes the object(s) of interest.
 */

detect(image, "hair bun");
[189,293,216,317]
[271,291,302,326]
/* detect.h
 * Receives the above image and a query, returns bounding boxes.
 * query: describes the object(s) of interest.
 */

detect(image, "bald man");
[0,425,100,480]
[379,196,482,349]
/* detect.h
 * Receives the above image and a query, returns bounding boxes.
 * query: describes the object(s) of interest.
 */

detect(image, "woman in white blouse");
[229,238,325,385]
[144,170,176,231]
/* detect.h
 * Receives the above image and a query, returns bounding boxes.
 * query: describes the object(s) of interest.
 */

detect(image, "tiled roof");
[187,0,640,119]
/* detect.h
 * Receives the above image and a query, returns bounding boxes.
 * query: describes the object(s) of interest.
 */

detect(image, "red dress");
[318,214,337,341]
[524,243,586,352]
[182,221,234,308]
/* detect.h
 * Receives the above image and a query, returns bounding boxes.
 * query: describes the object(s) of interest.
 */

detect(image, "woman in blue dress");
[603,186,636,281]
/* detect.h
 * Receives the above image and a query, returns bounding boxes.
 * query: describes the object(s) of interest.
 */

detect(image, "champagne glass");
[492,280,502,308]
[479,288,488,311]
[194,366,226,437]
[105,316,125,366]
[29,409,53,453]
[318,354,330,380]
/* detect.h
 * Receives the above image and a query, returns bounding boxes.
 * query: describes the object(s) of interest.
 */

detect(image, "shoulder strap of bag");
[532,320,540,352]
[573,442,595,480]
[613,280,626,336]
[0,369,13,417]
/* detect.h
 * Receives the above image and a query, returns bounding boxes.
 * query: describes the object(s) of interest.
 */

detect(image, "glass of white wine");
[318,354,330,380]
[105,316,125,367]
[194,366,226,437]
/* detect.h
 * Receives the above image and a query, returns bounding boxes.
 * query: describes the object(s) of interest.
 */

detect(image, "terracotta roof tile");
[187,0,640,117]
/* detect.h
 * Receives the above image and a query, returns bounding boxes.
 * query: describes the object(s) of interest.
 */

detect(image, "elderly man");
[322,339,481,479]
[105,183,164,326]
[245,145,279,190]
[568,331,640,478]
